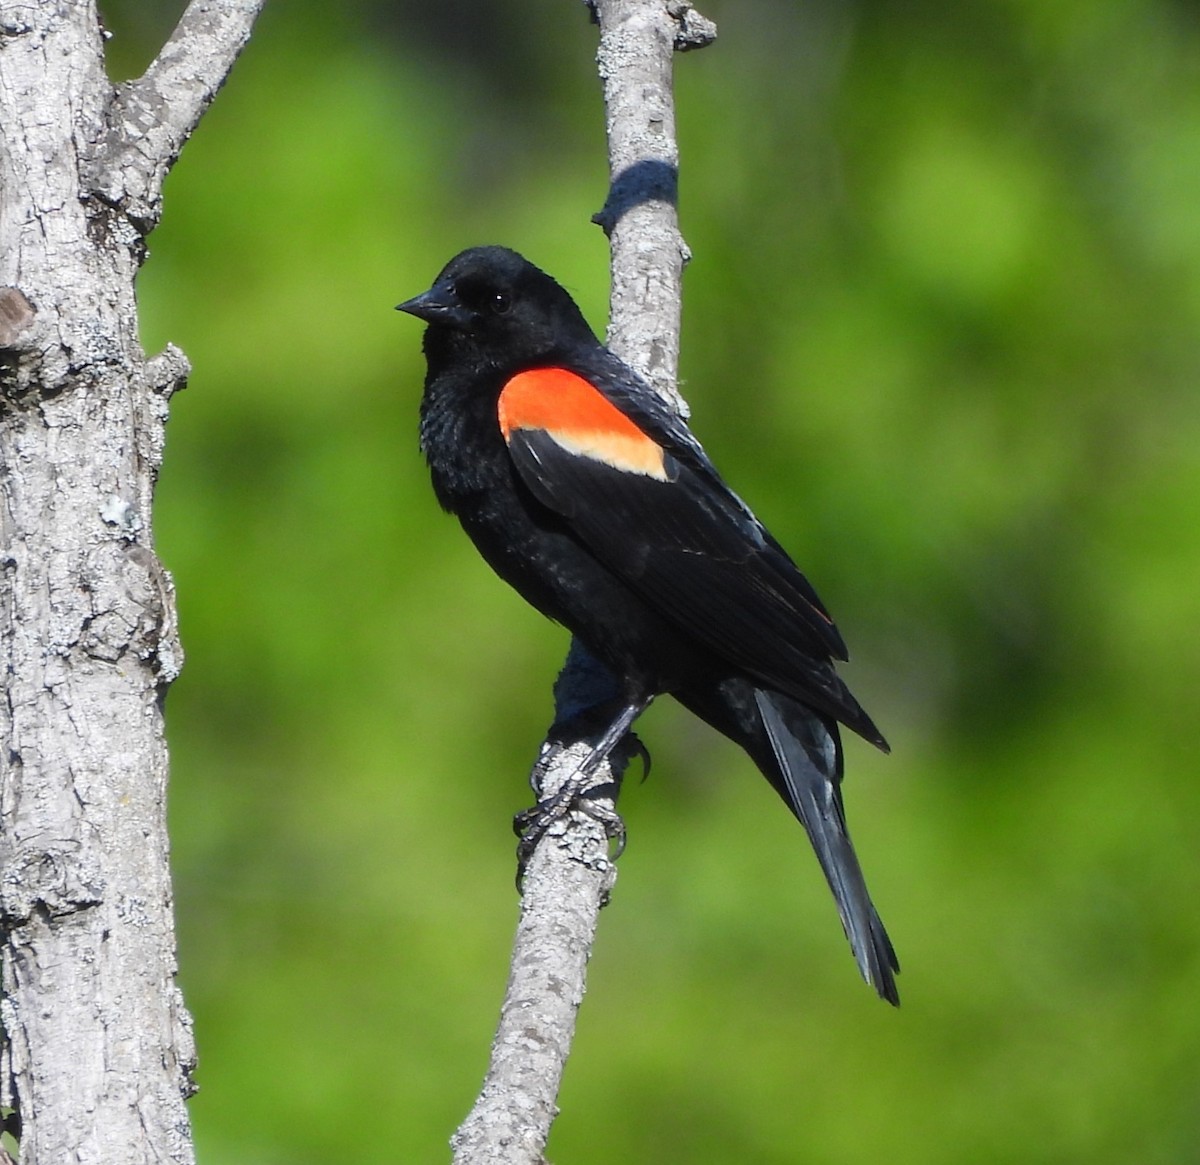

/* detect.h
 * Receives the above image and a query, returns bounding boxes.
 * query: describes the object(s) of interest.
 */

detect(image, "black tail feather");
[754,690,900,1005]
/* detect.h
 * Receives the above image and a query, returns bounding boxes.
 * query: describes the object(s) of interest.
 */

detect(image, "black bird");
[398,246,899,1004]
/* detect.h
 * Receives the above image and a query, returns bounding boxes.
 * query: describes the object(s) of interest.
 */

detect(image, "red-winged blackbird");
[398,246,899,1004]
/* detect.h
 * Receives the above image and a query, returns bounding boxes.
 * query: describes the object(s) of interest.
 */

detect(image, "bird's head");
[397,246,598,370]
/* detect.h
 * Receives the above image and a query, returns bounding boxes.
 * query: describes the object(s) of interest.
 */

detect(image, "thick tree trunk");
[0,2,261,1160]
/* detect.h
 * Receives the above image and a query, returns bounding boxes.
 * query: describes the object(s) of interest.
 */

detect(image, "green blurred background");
[102,0,1200,1161]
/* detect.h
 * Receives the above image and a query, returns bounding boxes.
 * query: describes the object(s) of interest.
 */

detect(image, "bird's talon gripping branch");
[512,755,630,886]
[576,798,628,857]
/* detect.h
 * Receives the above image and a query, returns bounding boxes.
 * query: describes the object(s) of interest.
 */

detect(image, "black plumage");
[399,246,899,1003]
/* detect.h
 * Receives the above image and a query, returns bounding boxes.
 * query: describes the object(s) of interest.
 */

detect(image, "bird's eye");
[491,292,511,316]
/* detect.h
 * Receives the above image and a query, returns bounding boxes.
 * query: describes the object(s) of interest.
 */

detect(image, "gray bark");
[450,3,715,1162]
[0,2,262,1161]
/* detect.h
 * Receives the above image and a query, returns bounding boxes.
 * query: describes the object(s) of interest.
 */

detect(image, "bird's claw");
[627,734,652,783]
[577,796,628,857]
[513,788,628,890]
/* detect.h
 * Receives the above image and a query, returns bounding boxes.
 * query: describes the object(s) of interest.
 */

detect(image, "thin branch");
[448,749,617,1165]
[90,0,266,227]
[450,645,626,1165]
[593,0,715,408]
[450,4,715,1162]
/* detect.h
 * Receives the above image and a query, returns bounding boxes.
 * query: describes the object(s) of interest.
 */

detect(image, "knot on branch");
[0,288,36,352]
[0,288,45,410]
[0,844,105,928]
[145,343,191,398]
[592,158,678,237]
[585,0,716,48]
[667,1,717,50]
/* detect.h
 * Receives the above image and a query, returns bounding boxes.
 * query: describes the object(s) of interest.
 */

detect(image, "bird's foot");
[513,777,628,889]
[513,696,651,890]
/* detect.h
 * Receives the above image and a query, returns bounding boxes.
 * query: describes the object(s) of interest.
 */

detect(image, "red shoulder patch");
[498,367,668,480]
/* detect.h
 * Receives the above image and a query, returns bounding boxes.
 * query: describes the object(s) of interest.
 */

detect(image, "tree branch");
[450,4,715,1162]
[90,0,266,228]
[593,0,714,407]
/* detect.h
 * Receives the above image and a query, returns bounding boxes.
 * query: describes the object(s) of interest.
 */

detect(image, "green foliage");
[119,0,1200,1160]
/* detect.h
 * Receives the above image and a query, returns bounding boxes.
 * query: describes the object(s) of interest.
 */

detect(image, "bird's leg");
[515,695,652,883]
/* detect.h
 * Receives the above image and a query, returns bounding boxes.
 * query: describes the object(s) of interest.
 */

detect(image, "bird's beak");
[395,285,471,327]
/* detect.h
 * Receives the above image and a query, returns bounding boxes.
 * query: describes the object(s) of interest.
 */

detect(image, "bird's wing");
[497,366,886,738]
